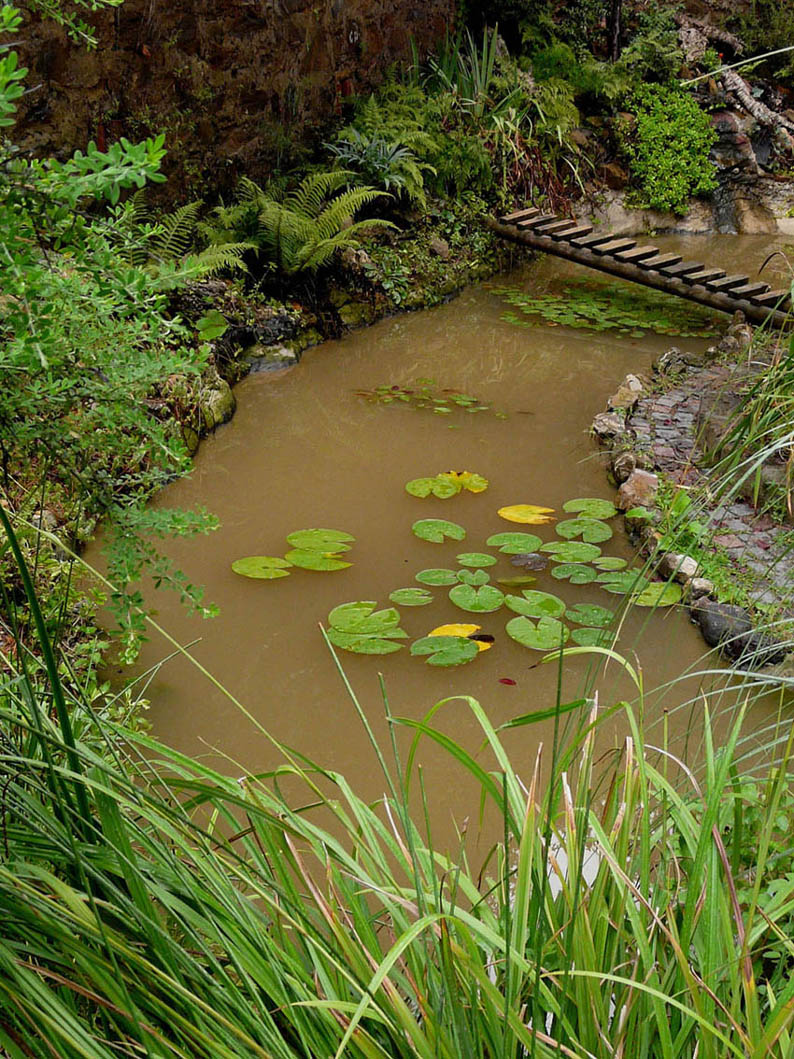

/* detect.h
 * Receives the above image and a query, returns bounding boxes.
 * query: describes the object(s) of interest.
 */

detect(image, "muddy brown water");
[109,235,792,848]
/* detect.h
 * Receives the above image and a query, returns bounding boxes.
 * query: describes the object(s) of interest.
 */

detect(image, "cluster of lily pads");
[327,495,682,667]
[232,528,355,579]
[405,471,489,499]
[354,379,506,419]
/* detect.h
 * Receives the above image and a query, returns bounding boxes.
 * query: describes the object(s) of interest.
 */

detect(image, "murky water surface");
[121,235,791,836]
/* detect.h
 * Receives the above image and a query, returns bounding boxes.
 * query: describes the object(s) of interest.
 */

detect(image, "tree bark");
[607,0,622,61]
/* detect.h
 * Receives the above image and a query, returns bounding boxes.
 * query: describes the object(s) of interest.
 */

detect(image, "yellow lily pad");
[497,504,556,525]
[429,624,492,651]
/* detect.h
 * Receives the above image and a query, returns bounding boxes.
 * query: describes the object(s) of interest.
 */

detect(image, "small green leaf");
[457,568,490,587]
[506,616,570,651]
[565,603,614,627]
[550,563,597,584]
[389,587,434,606]
[196,309,228,342]
[327,629,404,655]
[562,498,617,519]
[286,549,352,571]
[411,635,479,667]
[412,518,467,543]
[540,541,602,563]
[592,556,628,571]
[405,476,460,499]
[329,601,402,635]
[485,531,543,554]
[497,574,537,587]
[231,556,292,580]
[596,570,650,594]
[448,584,505,613]
[415,568,459,586]
[456,552,497,568]
[624,507,652,520]
[556,518,613,543]
[504,590,566,619]
[286,528,355,551]
[631,582,683,607]
[571,627,613,646]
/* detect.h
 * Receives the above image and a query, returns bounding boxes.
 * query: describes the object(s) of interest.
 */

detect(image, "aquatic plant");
[354,379,507,418]
[405,470,489,498]
[233,528,355,578]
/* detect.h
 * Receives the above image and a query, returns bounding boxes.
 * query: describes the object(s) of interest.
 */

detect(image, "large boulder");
[616,469,659,510]
[690,598,787,664]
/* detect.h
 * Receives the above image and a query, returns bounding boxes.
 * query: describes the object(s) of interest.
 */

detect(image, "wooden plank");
[500,207,539,224]
[683,268,725,286]
[706,274,750,292]
[552,223,592,241]
[614,245,659,263]
[592,238,637,256]
[517,213,559,229]
[731,282,771,298]
[750,288,791,306]
[637,253,683,271]
[659,260,704,278]
[534,219,577,235]
[570,232,618,249]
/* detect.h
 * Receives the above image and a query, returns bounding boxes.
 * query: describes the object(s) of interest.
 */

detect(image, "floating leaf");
[504,590,566,619]
[510,553,548,571]
[540,541,602,563]
[286,549,352,571]
[498,504,556,525]
[486,531,543,554]
[327,629,404,655]
[456,552,497,568]
[624,507,652,520]
[439,470,489,493]
[412,519,467,543]
[231,556,292,580]
[411,635,479,667]
[596,570,650,595]
[328,601,403,635]
[571,627,613,646]
[506,615,570,651]
[592,556,628,571]
[556,518,613,543]
[562,498,617,519]
[551,563,597,584]
[405,476,460,499]
[388,588,434,607]
[448,584,505,613]
[286,528,354,551]
[415,568,459,586]
[457,568,490,587]
[565,603,614,627]
[497,574,537,587]
[631,582,682,607]
[429,623,492,652]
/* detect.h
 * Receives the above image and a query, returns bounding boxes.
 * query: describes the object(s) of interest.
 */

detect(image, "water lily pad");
[592,556,628,571]
[497,504,556,525]
[504,590,566,619]
[439,470,489,493]
[286,549,352,571]
[412,518,467,543]
[562,498,617,519]
[457,568,490,587]
[551,563,597,584]
[556,518,613,543]
[388,588,434,607]
[448,584,505,613]
[624,507,652,520]
[485,531,543,554]
[571,627,613,646]
[456,552,497,568]
[540,541,602,563]
[631,581,682,607]
[497,574,537,587]
[411,635,480,667]
[328,601,403,635]
[405,476,460,499]
[506,615,570,651]
[231,556,292,580]
[510,553,548,571]
[415,568,459,586]
[565,603,614,627]
[286,528,355,551]
[597,571,650,595]
[327,629,404,655]
[429,623,492,652]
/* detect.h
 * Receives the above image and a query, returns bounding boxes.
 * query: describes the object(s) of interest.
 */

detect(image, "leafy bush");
[531,41,630,106]
[327,130,434,207]
[619,5,684,84]
[624,84,717,215]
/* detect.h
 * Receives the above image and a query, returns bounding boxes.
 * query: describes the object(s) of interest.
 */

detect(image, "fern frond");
[313,186,385,241]
[294,219,394,274]
[286,170,354,218]
[151,201,203,260]
[191,242,252,275]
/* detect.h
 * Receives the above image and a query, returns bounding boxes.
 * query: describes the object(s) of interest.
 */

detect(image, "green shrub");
[327,130,434,207]
[619,5,684,83]
[625,84,717,215]
[531,41,630,106]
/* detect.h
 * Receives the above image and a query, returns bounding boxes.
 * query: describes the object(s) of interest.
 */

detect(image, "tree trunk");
[607,0,622,61]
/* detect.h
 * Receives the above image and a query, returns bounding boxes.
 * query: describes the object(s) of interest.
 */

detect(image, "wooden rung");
[517,213,559,229]
[592,238,637,256]
[731,282,771,298]
[614,245,659,262]
[706,274,750,292]
[500,207,539,223]
[683,268,725,286]
[637,253,683,271]
[570,232,618,249]
[750,288,791,306]
[553,223,592,241]
[659,260,704,278]
[534,219,577,235]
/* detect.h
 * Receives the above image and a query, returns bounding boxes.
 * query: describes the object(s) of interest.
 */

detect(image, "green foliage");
[619,5,684,83]
[624,84,717,215]
[328,130,434,207]
[531,42,630,106]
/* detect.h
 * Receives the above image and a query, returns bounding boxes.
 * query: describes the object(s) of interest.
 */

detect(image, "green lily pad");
[624,507,652,520]
[231,556,292,580]
[412,518,467,544]
[415,568,459,586]
[540,541,602,563]
[456,552,497,568]
[286,528,355,551]
[631,581,683,607]
[596,570,650,595]
[551,563,597,584]
[285,549,352,571]
[410,635,480,667]
[565,603,614,627]
[405,476,460,499]
[388,588,434,607]
[485,531,543,554]
[504,590,566,619]
[556,518,613,543]
[562,498,617,519]
[592,556,628,571]
[328,601,403,635]
[440,471,489,493]
[571,627,613,646]
[327,629,404,655]
[457,568,490,587]
[448,584,505,613]
[506,615,570,651]
[497,574,537,587]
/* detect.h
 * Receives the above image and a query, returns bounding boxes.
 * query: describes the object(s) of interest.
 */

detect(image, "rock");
[612,450,637,484]
[510,552,549,571]
[429,236,451,260]
[338,300,376,328]
[689,598,788,664]
[32,509,59,534]
[600,161,629,190]
[592,411,626,441]
[684,576,714,599]
[182,425,200,455]
[243,343,299,372]
[710,111,759,174]
[200,371,236,431]
[728,323,753,352]
[608,373,643,411]
[657,551,699,582]
[678,24,708,63]
[616,469,659,511]
[341,246,372,270]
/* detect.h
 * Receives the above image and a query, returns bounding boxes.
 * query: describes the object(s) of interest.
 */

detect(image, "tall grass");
[2,510,794,1057]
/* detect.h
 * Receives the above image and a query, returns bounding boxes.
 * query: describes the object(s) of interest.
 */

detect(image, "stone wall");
[13,0,454,194]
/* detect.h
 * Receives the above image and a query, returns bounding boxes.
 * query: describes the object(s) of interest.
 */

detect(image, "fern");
[327,131,434,207]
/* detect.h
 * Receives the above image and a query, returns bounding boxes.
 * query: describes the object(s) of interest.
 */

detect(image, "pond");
[119,234,791,839]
